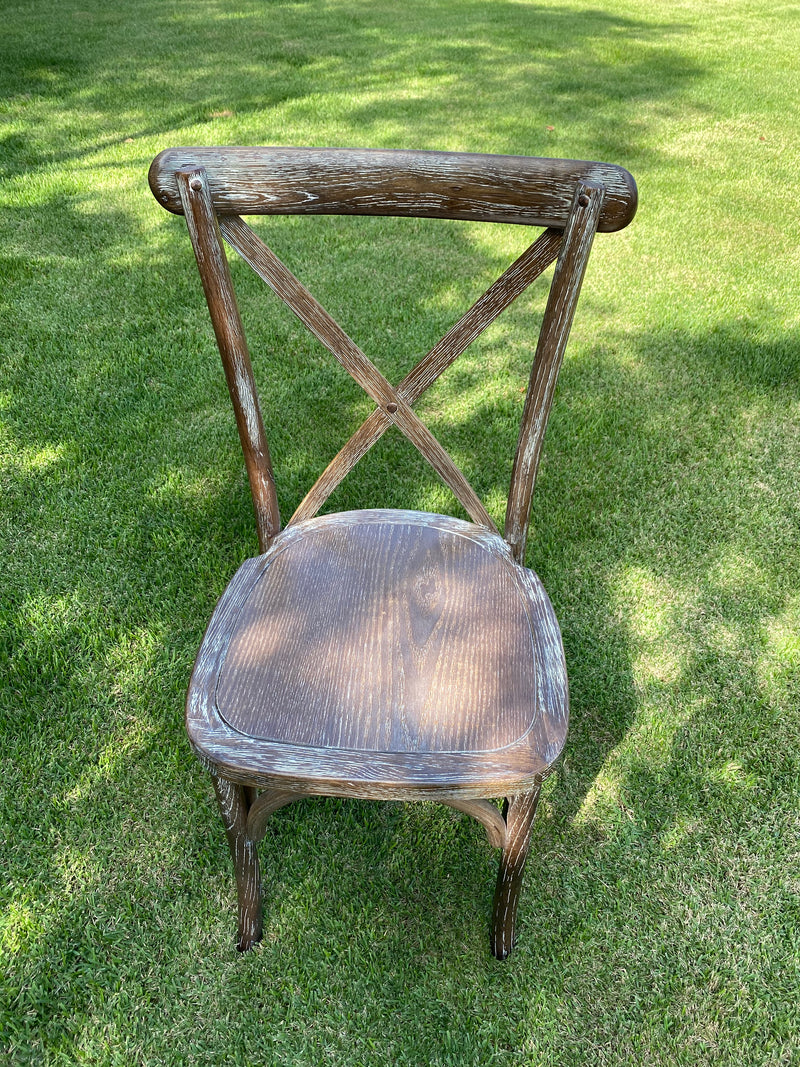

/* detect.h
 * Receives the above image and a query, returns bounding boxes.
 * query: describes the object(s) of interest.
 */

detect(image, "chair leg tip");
[490,933,516,960]
[236,922,263,952]
[236,934,262,953]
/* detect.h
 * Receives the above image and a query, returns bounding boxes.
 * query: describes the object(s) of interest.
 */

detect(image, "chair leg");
[490,787,541,960]
[212,774,263,951]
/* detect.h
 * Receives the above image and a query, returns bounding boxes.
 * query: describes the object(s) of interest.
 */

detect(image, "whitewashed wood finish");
[490,788,540,959]
[288,227,563,527]
[212,773,262,950]
[505,182,604,563]
[150,147,637,232]
[185,510,568,801]
[177,170,280,551]
[152,148,637,957]
[219,215,496,531]
[440,798,508,849]
[246,788,306,841]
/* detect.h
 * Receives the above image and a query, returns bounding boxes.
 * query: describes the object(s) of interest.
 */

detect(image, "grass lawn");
[1,0,799,1063]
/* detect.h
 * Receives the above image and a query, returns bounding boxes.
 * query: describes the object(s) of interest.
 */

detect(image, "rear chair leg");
[212,774,262,951]
[491,787,541,960]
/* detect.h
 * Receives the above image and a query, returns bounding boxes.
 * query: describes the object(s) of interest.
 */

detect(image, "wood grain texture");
[177,170,280,550]
[288,227,562,527]
[150,146,637,232]
[490,788,540,959]
[215,513,539,752]
[212,773,263,951]
[150,147,638,956]
[505,182,604,563]
[219,215,496,531]
[185,510,569,801]
[440,798,507,849]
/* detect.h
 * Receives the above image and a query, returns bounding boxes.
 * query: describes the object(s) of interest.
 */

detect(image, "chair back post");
[176,168,281,551]
[149,147,639,959]
[150,151,637,557]
[504,181,604,564]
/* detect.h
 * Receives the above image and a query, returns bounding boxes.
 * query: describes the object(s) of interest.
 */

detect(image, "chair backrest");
[149,147,637,562]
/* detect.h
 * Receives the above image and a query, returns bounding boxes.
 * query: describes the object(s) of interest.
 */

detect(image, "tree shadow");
[7,181,798,1058]
[6,1,774,1056]
[0,0,703,179]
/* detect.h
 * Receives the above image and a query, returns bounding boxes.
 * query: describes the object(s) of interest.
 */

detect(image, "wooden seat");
[149,147,637,958]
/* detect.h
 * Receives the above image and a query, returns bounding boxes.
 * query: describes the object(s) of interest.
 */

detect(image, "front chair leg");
[212,774,262,951]
[490,787,541,960]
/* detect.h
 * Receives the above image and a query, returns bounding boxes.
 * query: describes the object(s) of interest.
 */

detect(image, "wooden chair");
[149,147,637,958]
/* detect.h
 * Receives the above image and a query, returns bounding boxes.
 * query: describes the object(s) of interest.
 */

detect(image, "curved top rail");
[149,146,637,232]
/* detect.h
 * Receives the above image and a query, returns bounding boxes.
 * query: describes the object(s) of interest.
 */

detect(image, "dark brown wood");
[212,773,262,951]
[151,147,637,958]
[219,216,496,531]
[505,182,604,564]
[246,788,306,841]
[440,798,507,849]
[288,227,563,527]
[491,787,541,960]
[150,147,637,232]
[216,512,539,751]
[177,170,280,551]
[186,511,568,801]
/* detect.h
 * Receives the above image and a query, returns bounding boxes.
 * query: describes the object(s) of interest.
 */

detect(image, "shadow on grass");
[0,0,703,179]
[9,2,796,1056]
[4,184,799,1057]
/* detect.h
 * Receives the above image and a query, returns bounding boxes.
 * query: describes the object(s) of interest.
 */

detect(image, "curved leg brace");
[490,787,541,960]
[213,774,262,952]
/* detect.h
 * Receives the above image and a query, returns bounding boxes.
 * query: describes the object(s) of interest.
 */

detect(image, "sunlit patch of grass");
[2,0,800,1063]
[757,596,800,710]
[1,897,41,957]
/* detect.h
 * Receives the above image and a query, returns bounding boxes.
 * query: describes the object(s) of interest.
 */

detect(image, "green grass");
[1,0,799,1063]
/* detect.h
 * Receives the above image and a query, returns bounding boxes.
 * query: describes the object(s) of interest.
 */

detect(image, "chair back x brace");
[149,147,637,958]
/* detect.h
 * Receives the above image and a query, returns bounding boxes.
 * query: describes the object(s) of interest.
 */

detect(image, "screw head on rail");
[190,178,203,191]
[578,193,590,207]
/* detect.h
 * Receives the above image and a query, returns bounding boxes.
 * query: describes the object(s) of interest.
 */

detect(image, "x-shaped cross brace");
[219,215,562,531]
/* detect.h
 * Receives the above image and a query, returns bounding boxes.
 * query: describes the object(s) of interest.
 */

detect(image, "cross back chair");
[149,147,637,958]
